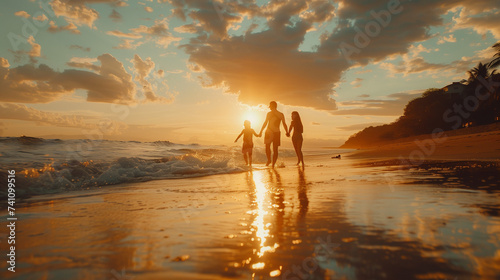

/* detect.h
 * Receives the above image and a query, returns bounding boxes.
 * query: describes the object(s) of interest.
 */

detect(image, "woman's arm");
[288,121,294,135]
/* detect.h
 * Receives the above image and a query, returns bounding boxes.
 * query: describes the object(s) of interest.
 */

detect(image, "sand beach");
[1,151,499,280]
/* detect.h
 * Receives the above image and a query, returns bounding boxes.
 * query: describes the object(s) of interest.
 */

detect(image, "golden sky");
[0,0,498,146]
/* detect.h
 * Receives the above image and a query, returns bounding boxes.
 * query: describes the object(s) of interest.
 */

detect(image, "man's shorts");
[264,130,281,146]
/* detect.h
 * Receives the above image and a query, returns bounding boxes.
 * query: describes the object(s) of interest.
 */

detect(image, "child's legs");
[248,150,253,165]
[243,152,248,164]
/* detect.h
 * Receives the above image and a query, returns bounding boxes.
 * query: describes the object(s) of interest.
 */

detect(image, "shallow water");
[0,157,499,279]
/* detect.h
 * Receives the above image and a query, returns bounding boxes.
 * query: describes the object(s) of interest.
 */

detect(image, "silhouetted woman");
[288,111,304,166]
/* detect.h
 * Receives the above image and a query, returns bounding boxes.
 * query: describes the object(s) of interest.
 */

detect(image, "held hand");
[234,140,237,143]
[258,133,262,137]
[286,133,290,137]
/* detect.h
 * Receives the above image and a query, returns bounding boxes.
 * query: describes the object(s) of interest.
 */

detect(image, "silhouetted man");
[259,101,288,168]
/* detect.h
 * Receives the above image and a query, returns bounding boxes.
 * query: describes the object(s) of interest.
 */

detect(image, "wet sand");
[1,155,499,279]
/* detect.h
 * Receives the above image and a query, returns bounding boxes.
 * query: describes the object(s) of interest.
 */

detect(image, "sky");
[0,0,499,147]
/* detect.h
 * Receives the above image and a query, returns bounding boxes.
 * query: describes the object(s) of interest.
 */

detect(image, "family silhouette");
[235,101,304,168]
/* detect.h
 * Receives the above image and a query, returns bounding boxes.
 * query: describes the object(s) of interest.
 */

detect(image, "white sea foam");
[0,137,303,199]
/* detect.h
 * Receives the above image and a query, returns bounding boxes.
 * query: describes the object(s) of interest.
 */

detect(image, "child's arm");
[234,131,244,143]
[253,129,259,137]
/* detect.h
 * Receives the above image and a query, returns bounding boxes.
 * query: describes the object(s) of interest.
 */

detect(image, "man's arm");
[281,113,289,137]
[259,114,269,136]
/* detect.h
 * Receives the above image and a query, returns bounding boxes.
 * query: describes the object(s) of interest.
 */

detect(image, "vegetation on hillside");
[342,42,500,148]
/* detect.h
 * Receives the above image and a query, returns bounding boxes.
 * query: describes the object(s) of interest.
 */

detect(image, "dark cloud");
[181,0,347,111]
[178,0,500,111]
[109,9,122,22]
[0,54,140,104]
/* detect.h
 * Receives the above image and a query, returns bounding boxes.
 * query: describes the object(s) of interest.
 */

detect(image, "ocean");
[0,136,348,199]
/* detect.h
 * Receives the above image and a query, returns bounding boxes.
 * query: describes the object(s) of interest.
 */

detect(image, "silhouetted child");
[288,111,304,167]
[235,120,259,166]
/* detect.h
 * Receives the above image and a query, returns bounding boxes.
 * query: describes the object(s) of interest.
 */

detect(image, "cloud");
[451,5,500,39]
[107,30,143,39]
[66,56,99,70]
[179,0,497,111]
[350,78,363,88]
[337,122,385,131]
[14,11,31,18]
[332,91,422,116]
[33,14,49,22]
[378,43,493,77]
[109,9,122,22]
[354,69,372,74]
[144,6,153,13]
[0,54,138,104]
[130,18,181,48]
[70,45,91,52]
[50,0,100,28]
[0,103,127,133]
[107,18,180,48]
[358,94,370,98]
[131,54,175,103]
[48,21,81,34]
[437,34,456,44]
[180,0,353,111]
[0,58,10,68]
[113,39,144,50]
[10,36,41,64]
[379,58,446,77]
[49,0,127,28]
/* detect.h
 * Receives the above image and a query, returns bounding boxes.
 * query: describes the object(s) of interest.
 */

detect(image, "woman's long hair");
[291,111,303,134]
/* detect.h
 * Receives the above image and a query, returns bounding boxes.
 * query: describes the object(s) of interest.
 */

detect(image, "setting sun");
[242,110,262,128]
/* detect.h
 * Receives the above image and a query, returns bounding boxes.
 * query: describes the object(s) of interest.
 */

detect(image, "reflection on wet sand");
[1,159,499,279]
[205,164,500,280]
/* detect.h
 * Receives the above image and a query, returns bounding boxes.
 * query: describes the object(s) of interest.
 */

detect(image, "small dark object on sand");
[332,155,341,159]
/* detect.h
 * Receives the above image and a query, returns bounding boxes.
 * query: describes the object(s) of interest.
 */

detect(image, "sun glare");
[242,109,262,128]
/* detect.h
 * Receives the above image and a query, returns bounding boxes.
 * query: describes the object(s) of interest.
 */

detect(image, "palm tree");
[488,42,500,69]
[467,62,490,84]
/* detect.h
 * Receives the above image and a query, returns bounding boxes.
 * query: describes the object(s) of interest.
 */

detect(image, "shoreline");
[344,126,500,161]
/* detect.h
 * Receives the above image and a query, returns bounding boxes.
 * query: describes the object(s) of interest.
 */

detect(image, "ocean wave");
[0,137,302,200]
[0,136,47,145]
[0,154,243,200]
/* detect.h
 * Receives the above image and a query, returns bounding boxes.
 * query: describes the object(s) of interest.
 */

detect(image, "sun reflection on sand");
[251,172,279,260]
